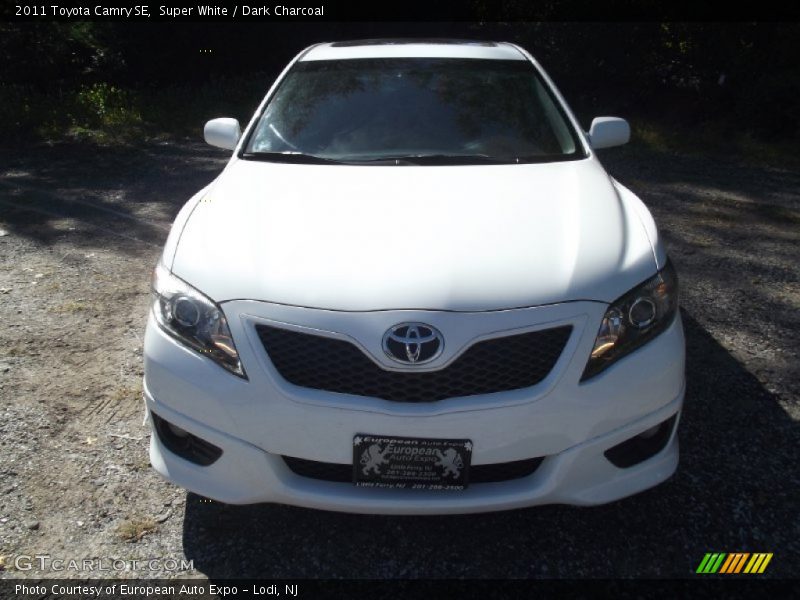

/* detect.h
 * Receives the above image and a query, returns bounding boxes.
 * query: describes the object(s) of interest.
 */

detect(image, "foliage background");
[1,21,797,158]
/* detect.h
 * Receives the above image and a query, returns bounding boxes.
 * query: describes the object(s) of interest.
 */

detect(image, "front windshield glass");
[243,58,585,164]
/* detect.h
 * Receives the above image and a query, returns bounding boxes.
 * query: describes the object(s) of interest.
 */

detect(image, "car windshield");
[243,58,585,164]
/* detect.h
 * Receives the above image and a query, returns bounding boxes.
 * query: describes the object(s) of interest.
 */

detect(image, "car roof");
[299,39,527,62]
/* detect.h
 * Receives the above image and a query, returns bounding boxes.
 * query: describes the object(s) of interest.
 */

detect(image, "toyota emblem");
[382,323,444,365]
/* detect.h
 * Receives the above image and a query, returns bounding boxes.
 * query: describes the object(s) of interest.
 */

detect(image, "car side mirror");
[588,117,630,149]
[204,118,241,150]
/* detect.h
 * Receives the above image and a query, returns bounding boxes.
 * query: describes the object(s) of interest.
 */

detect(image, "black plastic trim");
[282,455,545,484]
[604,415,677,469]
[151,412,223,467]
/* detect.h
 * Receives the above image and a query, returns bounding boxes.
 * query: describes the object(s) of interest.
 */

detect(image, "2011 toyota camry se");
[144,39,685,514]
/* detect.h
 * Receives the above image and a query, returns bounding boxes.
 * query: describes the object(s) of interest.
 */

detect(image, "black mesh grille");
[282,456,544,484]
[256,325,572,403]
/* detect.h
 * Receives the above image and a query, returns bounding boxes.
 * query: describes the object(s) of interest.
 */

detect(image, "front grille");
[256,324,572,403]
[282,456,544,484]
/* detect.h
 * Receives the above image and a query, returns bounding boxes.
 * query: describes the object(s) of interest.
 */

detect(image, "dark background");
[1,21,798,158]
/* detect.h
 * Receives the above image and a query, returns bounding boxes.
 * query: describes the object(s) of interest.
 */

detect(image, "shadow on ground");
[181,311,799,578]
[0,141,227,252]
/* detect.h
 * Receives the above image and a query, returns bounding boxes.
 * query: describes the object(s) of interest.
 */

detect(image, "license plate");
[353,434,472,490]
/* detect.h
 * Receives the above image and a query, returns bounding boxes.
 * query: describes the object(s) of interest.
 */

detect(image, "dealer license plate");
[353,434,472,490]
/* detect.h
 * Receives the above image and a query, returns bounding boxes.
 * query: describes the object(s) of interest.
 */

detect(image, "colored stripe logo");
[696,552,773,574]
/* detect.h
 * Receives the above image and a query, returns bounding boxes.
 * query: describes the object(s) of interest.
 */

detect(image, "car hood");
[171,157,657,310]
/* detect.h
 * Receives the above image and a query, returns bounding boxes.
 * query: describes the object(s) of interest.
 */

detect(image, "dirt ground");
[0,140,797,579]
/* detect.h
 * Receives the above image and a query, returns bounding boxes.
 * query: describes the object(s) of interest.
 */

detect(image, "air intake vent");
[282,455,544,484]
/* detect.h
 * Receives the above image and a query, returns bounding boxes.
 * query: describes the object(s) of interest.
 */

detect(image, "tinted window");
[244,58,584,164]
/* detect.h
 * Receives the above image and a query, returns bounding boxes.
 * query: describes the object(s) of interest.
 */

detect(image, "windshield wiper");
[241,151,562,166]
[240,151,347,165]
[346,154,517,165]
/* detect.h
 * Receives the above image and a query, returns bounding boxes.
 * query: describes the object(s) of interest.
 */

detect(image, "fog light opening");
[151,412,222,466]
[637,423,662,440]
[167,422,190,438]
[604,415,677,469]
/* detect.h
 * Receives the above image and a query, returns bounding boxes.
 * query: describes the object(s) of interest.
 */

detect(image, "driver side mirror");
[588,117,630,149]
[204,118,241,150]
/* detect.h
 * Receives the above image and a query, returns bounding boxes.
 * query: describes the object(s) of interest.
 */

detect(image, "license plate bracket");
[353,434,472,490]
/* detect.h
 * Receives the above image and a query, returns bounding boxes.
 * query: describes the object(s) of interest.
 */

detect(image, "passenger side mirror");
[588,117,630,149]
[204,118,241,150]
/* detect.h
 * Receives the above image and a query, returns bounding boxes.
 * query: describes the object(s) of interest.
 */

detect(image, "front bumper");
[144,300,685,514]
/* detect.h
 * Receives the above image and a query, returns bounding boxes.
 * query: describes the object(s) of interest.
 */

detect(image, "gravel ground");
[0,140,797,580]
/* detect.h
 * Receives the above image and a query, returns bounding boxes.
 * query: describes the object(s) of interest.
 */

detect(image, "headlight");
[151,261,246,378]
[582,260,678,381]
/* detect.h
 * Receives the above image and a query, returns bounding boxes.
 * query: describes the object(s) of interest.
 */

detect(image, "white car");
[144,39,685,514]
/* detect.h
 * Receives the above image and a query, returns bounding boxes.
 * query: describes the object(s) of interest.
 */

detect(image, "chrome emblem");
[382,323,444,365]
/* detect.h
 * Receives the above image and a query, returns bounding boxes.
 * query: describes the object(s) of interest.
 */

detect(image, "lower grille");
[256,324,572,403]
[282,456,544,484]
